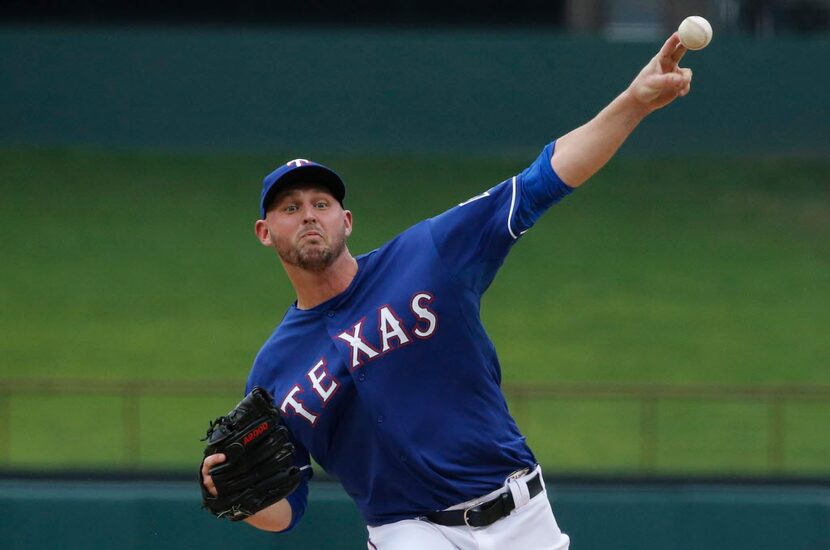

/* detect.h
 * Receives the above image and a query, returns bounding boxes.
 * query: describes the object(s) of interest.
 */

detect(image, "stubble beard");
[278,231,347,273]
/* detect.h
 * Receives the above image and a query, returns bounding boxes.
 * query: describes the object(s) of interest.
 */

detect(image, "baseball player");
[202,33,693,549]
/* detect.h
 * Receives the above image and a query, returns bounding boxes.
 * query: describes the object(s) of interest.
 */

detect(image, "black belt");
[425,472,543,528]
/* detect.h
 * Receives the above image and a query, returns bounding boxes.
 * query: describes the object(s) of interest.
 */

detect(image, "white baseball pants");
[366,466,570,550]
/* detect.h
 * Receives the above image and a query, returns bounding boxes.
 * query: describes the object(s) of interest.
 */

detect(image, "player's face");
[258,184,352,272]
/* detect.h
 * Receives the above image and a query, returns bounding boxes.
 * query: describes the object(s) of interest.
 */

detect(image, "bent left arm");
[552,33,692,188]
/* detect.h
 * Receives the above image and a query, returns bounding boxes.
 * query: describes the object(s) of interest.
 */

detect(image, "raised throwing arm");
[552,33,692,188]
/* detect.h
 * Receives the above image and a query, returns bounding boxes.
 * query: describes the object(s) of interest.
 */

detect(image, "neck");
[283,249,358,310]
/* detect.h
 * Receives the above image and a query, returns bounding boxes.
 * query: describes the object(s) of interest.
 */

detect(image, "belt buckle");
[462,504,476,528]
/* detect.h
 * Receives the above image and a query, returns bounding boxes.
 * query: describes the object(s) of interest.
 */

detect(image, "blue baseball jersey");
[246,141,573,529]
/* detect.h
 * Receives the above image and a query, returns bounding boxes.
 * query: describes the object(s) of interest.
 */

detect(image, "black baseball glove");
[200,387,303,521]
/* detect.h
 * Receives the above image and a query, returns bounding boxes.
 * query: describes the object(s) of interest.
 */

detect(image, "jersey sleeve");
[427,140,573,294]
[281,439,312,532]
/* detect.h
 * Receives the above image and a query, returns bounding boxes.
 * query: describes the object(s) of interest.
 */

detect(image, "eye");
[314,200,329,209]
[283,204,299,213]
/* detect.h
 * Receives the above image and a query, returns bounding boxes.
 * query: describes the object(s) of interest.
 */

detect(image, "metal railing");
[0,378,828,473]
[0,378,245,467]
[503,383,830,473]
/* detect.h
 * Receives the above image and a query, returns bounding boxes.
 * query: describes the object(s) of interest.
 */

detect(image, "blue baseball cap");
[260,159,346,218]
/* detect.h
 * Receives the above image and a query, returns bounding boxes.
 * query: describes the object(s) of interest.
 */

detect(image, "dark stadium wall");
[0,0,568,26]
[0,26,827,155]
[2,478,828,549]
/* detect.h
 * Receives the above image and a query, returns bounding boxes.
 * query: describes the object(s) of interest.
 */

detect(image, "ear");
[254,219,273,246]
[343,210,353,237]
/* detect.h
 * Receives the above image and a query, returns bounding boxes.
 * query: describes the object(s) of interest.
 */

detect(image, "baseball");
[678,16,713,50]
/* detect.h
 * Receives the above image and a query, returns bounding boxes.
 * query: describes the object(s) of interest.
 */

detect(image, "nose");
[301,203,318,223]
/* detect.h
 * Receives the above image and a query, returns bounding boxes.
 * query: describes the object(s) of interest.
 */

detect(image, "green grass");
[1,147,828,474]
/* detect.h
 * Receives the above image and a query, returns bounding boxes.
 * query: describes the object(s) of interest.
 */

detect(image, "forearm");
[551,89,650,188]
[244,499,293,532]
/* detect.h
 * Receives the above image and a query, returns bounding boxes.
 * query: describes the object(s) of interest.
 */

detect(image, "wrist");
[618,89,653,121]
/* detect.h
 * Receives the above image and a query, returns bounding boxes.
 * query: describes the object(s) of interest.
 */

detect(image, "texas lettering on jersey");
[279,291,438,425]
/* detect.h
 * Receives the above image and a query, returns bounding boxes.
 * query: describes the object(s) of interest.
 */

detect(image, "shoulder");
[355,219,434,267]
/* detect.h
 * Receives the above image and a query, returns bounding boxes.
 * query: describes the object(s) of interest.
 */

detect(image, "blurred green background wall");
[1,27,828,155]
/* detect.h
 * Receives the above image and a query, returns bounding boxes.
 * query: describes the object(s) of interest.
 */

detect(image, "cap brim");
[261,165,346,217]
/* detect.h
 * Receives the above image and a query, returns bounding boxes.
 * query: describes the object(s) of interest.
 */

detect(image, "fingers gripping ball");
[678,16,713,50]
[200,387,303,521]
